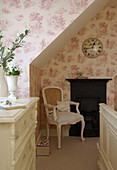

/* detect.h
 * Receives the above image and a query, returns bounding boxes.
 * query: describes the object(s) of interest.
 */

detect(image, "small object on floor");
[36,139,51,156]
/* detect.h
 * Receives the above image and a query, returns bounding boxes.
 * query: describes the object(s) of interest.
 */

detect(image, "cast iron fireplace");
[66,78,111,137]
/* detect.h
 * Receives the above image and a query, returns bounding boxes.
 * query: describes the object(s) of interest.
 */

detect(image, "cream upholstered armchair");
[42,86,85,149]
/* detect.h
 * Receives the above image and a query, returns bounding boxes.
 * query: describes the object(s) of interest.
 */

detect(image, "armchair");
[42,86,85,149]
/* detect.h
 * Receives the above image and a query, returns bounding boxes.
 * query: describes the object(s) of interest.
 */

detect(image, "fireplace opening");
[70,97,100,137]
[66,78,111,137]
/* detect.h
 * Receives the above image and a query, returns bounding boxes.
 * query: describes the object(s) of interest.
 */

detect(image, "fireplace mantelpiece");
[66,78,112,137]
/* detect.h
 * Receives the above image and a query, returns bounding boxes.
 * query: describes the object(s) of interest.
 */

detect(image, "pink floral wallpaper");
[0,0,92,97]
[41,6,117,108]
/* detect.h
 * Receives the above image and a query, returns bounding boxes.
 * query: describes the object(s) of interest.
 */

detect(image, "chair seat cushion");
[48,111,83,125]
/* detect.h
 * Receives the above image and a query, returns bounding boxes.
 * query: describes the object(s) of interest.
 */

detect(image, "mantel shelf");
[66,78,112,83]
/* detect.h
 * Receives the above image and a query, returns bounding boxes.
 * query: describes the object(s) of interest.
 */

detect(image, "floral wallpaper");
[0,0,92,97]
[41,6,117,108]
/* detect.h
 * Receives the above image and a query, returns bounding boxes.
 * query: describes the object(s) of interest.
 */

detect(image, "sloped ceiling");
[31,0,109,68]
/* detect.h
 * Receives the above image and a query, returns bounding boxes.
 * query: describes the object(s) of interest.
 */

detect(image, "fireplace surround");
[66,78,111,137]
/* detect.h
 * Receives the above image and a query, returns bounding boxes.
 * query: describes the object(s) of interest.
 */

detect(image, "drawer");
[14,134,34,170]
[15,104,35,143]
[28,158,35,170]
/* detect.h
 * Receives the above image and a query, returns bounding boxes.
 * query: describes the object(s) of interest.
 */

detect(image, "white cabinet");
[0,97,39,170]
[98,103,117,170]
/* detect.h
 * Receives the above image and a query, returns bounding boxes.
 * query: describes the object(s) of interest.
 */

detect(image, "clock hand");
[88,42,96,49]
[84,46,93,49]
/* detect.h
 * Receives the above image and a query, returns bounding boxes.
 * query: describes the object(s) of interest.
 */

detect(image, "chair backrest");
[42,86,63,105]
[42,86,63,115]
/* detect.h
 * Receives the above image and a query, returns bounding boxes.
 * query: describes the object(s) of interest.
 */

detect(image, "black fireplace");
[66,78,111,137]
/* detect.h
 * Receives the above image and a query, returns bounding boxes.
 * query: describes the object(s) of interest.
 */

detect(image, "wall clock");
[82,38,103,58]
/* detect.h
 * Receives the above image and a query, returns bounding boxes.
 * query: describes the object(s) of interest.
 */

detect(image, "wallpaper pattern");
[0,0,92,97]
[41,7,117,108]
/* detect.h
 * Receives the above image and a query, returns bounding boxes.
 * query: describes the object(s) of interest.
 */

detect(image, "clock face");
[82,38,103,58]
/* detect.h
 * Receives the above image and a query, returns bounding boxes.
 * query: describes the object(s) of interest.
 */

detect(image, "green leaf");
[7,59,12,62]
[11,46,16,51]
[25,29,30,35]
[21,40,25,44]
[19,33,24,39]
[15,37,19,42]
[9,53,15,58]
[6,52,11,58]
[12,42,17,46]
[0,35,3,39]
[0,42,2,45]
[1,47,5,54]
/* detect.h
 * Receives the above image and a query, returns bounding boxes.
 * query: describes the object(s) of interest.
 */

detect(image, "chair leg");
[61,125,64,138]
[47,123,49,140]
[57,125,62,149]
[81,118,85,142]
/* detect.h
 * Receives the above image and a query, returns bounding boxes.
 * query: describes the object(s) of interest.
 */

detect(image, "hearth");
[66,78,111,137]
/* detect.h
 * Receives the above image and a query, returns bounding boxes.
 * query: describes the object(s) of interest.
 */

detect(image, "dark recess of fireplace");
[66,78,111,137]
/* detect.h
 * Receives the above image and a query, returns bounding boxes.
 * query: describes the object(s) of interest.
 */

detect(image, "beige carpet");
[36,136,99,170]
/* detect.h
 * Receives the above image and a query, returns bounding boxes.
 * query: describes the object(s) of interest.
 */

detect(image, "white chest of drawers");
[98,103,117,170]
[0,97,39,170]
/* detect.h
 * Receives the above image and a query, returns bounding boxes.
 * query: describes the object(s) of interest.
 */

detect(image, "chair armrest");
[45,103,55,109]
[53,106,57,121]
[45,104,57,121]
[69,101,80,114]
